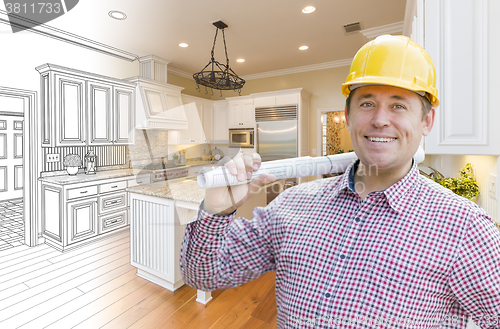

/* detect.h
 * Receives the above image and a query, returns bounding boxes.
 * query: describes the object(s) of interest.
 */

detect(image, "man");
[180,35,500,328]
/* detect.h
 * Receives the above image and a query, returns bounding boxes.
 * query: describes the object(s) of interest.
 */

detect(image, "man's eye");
[394,104,406,109]
[361,102,372,107]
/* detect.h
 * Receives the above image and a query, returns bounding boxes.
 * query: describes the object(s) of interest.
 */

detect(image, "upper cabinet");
[418,0,500,155]
[227,96,254,128]
[36,64,136,147]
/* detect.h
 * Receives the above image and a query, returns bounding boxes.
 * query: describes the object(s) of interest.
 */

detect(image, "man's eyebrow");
[357,93,374,100]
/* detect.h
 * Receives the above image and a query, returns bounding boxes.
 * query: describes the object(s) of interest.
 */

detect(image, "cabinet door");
[88,81,113,145]
[213,101,228,141]
[423,0,498,155]
[114,86,135,144]
[180,102,204,144]
[54,73,87,146]
[241,100,255,126]
[228,102,241,127]
[203,103,213,142]
[67,197,98,245]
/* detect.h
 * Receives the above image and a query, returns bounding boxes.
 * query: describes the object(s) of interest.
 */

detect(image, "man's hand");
[202,152,276,215]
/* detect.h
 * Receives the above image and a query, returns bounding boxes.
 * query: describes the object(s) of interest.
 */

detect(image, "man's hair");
[345,87,433,120]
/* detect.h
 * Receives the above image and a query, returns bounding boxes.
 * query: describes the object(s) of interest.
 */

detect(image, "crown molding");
[0,9,138,62]
[168,58,353,81]
[360,21,405,40]
[167,67,193,79]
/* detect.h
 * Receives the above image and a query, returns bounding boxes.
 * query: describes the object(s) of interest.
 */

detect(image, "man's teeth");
[367,137,396,142]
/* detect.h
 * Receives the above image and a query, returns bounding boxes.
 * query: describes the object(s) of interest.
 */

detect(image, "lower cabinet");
[41,174,146,252]
[67,197,98,245]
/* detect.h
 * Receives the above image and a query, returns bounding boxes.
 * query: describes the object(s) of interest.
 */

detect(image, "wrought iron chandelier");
[193,20,245,95]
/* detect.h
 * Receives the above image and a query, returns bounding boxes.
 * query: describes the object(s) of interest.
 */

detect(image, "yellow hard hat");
[341,35,439,107]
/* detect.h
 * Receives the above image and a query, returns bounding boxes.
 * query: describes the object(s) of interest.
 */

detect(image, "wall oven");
[229,128,254,148]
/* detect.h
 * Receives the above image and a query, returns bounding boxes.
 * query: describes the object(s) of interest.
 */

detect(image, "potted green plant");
[430,163,479,200]
[63,154,82,175]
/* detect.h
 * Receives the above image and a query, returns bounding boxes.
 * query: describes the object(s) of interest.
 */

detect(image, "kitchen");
[0,0,499,328]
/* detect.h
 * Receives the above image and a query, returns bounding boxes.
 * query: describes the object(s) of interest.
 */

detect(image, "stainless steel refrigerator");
[255,105,297,162]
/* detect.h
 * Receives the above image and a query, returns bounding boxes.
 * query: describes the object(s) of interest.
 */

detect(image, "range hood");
[126,55,188,129]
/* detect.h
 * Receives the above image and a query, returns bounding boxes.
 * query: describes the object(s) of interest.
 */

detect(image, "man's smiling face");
[346,85,434,173]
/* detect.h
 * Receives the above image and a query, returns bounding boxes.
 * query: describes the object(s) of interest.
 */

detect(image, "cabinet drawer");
[67,185,98,200]
[99,191,127,213]
[99,180,127,194]
[99,209,128,234]
[128,174,151,187]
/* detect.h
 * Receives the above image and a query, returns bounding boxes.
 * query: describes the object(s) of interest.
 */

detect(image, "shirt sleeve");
[179,199,278,292]
[449,210,500,328]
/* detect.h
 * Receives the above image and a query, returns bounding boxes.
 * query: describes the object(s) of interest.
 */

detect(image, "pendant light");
[193,20,245,95]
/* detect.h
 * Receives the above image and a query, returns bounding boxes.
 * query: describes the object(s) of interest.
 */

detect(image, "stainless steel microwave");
[229,128,254,148]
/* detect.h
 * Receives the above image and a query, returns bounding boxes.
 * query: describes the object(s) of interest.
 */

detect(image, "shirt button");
[325,293,331,298]
[355,217,360,223]
[340,254,346,260]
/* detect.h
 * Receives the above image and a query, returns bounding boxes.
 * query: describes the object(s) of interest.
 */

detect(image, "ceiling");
[35,0,406,78]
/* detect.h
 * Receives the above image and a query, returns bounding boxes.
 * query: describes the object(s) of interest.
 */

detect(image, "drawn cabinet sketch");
[40,175,133,252]
[0,114,24,201]
[67,197,98,245]
[88,81,135,145]
[36,64,136,147]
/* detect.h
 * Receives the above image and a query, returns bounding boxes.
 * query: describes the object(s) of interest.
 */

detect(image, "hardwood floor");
[0,230,277,328]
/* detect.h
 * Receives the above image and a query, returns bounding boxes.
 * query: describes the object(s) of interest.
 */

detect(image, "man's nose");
[371,107,391,128]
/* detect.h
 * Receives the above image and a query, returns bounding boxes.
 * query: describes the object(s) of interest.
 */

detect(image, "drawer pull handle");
[137,181,142,184]
[109,219,118,224]
[80,191,88,194]
[111,185,118,188]
[108,200,119,204]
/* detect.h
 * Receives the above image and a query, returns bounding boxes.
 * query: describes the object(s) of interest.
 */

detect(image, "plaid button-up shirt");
[180,161,500,328]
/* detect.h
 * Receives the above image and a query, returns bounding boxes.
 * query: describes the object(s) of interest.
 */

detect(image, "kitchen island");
[126,176,214,303]
[127,174,274,304]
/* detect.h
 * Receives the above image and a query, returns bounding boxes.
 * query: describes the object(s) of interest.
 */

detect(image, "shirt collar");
[333,159,420,213]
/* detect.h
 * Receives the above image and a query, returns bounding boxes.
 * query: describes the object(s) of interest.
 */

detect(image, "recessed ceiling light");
[109,11,127,20]
[236,58,245,63]
[299,46,309,50]
[179,43,189,48]
[302,6,316,14]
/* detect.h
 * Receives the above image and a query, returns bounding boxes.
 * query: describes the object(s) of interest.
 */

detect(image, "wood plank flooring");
[0,230,277,328]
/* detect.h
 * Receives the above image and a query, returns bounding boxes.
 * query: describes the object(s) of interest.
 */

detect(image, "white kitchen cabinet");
[88,80,113,145]
[41,174,137,251]
[88,81,135,145]
[36,64,136,147]
[421,0,500,155]
[113,86,135,144]
[53,72,87,146]
[213,100,229,142]
[227,96,254,128]
[67,197,98,245]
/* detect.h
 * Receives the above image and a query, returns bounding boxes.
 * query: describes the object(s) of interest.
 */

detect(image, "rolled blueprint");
[197,146,425,189]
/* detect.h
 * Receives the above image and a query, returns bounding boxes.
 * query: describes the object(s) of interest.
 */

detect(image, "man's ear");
[422,108,435,136]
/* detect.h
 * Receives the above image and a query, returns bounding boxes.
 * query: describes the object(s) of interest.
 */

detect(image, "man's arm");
[180,200,279,291]
[449,210,500,328]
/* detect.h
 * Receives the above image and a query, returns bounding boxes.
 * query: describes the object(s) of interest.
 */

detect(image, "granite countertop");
[39,168,143,185]
[127,176,204,203]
